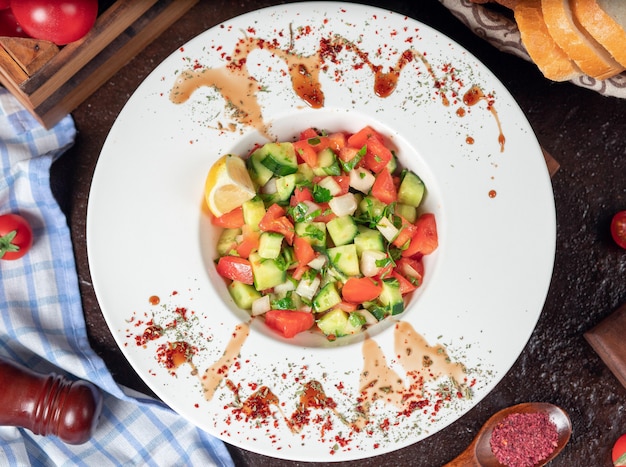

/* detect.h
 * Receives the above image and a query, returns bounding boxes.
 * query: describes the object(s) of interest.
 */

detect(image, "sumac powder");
[490,412,558,467]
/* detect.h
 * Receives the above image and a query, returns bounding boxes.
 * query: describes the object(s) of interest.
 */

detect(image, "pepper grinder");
[0,356,103,444]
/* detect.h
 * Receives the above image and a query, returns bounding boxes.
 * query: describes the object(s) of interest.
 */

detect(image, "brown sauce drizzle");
[169,30,509,145]
[200,323,249,401]
[463,85,506,152]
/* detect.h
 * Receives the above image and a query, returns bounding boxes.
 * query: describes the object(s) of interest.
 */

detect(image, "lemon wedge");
[205,154,256,217]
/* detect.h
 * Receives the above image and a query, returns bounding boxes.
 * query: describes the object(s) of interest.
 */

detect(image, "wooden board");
[0,0,198,128]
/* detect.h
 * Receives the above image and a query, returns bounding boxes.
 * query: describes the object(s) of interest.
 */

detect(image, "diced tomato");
[337,301,358,312]
[236,225,260,258]
[402,213,438,257]
[341,277,383,303]
[294,235,316,266]
[338,146,361,164]
[371,168,397,205]
[396,257,424,280]
[290,186,313,206]
[265,310,315,338]
[363,135,393,173]
[211,206,245,228]
[299,128,319,140]
[327,132,347,152]
[313,203,337,223]
[291,264,310,281]
[216,256,254,285]
[293,139,318,167]
[391,271,417,295]
[259,203,295,244]
[347,125,384,149]
[392,216,417,248]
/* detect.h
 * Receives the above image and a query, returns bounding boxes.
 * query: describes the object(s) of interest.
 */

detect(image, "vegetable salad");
[211,126,438,340]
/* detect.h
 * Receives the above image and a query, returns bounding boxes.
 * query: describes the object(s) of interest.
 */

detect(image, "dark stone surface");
[50,1,626,465]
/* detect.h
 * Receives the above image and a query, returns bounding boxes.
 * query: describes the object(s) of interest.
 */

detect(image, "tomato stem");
[0,230,20,258]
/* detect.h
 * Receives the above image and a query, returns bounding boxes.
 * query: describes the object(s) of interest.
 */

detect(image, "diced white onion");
[262,178,277,194]
[302,200,321,216]
[307,255,327,270]
[251,295,271,316]
[317,176,342,196]
[296,275,321,301]
[328,193,358,217]
[357,309,379,325]
[349,168,375,193]
[376,216,399,242]
[274,279,296,295]
[360,250,387,277]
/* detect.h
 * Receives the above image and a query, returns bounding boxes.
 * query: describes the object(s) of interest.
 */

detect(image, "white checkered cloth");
[0,88,233,467]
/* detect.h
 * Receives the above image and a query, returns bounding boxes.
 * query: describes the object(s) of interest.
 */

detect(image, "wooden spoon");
[444,402,572,466]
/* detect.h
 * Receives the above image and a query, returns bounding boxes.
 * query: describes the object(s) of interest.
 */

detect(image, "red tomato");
[613,433,626,466]
[211,206,245,228]
[402,213,438,257]
[264,310,314,338]
[293,139,318,167]
[294,235,315,266]
[371,168,397,205]
[0,8,28,37]
[341,277,382,303]
[0,214,33,260]
[611,211,626,249]
[235,225,259,259]
[0,0,9,9]
[11,0,98,45]
[215,256,253,285]
[259,203,295,244]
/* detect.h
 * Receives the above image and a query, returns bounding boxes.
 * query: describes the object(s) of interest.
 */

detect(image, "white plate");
[87,2,555,462]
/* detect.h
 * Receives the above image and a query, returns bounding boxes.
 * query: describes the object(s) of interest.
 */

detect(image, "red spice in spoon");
[490,412,558,467]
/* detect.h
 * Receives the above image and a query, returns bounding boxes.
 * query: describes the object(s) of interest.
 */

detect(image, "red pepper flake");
[490,412,558,467]
[135,324,163,346]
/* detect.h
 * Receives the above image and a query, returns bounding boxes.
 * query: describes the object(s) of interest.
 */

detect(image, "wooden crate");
[0,0,198,128]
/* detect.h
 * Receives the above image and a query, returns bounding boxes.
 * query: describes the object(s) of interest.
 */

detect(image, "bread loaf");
[470,0,626,80]
[571,0,626,67]
[514,0,582,81]
[541,0,624,79]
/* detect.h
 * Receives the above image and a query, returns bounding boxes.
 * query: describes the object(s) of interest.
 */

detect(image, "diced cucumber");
[358,195,387,223]
[249,252,286,290]
[327,215,358,246]
[275,173,298,201]
[228,280,261,310]
[257,142,298,176]
[295,221,327,247]
[395,203,417,223]
[248,149,274,187]
[217,228,241,256]
[386,153,397,174]
[316,308,362,337]
[379,278,404,315]
[397,170,425,207]
[312,282,342,313]
[312,148,341,176]
[258,232,284,259]
[327,244,360,277]
[242,197,266,230]
[354,226,384,255]
[297,163,314,183]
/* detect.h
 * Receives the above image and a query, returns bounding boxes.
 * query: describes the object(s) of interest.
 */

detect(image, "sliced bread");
[571,0,626,67]
[541,0,624,79]
[514,0,582,81]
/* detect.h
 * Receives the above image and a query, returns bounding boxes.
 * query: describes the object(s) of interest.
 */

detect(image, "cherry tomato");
[613,433,626,466]
[0,8,28,37]
[10,0,98,45]
[0,214,33,260]
[611,211,626,249]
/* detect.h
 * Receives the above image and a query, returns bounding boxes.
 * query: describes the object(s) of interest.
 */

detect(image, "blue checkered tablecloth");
[0,88,234,466]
